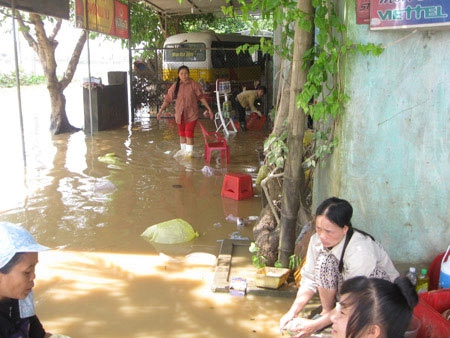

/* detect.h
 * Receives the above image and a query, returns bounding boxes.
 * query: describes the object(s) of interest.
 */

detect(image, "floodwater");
[0,84,295,338]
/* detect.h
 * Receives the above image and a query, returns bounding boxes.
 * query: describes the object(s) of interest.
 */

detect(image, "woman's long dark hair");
[315,197,353,228]
[174,65,189,100]
[340,276,418,338]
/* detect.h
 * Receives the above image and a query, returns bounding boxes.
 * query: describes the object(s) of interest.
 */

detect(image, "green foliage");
[128,2,162,52]
[263,131,288,170]
[303,130,338,168]
[179,14,249,34]
[273,255,300,269]
[0,71,46,87]
[224,0,296,60]
[171,13,215,33]
[297,1,383,170]
[299,1,383,126]
[288,254,301,270]
[249,242,266,268]
[268,106,277,122]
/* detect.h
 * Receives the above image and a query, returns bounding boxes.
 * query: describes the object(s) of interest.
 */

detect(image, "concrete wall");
[313,2,450,264]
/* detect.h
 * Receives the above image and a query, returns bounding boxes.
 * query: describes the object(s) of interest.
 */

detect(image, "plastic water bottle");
[223,100,231,112]
[405,267,417,287]
[416,268,429,294]
[223,100,231,118]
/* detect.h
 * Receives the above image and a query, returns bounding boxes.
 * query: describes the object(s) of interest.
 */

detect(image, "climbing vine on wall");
[298,1,384,169]
[229,0,384,170]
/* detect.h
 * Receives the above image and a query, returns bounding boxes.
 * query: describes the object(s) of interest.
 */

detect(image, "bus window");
[211,41,256,68]
[223,49,238,67]
[164,43,206,62]
[238,51,255,67]
[212,49,226,68]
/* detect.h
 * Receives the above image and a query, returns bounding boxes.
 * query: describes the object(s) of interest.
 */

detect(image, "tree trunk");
[48,87,73,134]
[278,0,314,267]
[272,59,291,136]
[16,12,87,135]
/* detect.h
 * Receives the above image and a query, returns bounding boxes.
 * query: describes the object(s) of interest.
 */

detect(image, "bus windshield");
[164,43,206,62]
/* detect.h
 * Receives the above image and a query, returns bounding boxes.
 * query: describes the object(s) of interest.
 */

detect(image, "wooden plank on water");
[211,238,297,297]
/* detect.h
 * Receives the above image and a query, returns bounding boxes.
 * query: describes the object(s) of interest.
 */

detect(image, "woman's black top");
[0,298,46,338]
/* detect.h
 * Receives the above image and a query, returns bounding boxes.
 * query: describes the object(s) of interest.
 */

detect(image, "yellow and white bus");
[162,31,268,91]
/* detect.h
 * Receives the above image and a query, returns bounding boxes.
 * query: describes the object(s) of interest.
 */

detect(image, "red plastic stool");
[246,113,266,131]
[221,173,253,200]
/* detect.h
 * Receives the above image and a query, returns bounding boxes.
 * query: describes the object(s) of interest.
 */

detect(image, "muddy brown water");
[0,84,295,338]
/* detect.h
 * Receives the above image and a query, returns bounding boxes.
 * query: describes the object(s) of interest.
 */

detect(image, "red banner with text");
[75,0,129,39]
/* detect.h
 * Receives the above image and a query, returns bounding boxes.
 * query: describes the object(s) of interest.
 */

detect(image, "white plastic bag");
[141,219,198,244]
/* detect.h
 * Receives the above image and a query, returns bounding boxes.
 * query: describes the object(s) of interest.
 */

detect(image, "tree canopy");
[127,1,272,59]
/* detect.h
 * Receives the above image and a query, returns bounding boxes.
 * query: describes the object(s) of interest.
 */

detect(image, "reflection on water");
[0,85,293,337]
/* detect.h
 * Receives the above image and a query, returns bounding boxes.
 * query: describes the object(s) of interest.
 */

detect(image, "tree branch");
[14,11,38,53]
[60,30,87,90]
[28,13,55,75]
[49,18,62,42]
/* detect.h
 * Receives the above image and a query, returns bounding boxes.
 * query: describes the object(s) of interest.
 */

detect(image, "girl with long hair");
[157,66,214,158]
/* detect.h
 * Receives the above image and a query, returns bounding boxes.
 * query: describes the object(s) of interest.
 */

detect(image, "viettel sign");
[370,0,450,30]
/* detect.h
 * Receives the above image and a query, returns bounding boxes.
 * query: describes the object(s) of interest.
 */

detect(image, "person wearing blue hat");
[0,222,53,338]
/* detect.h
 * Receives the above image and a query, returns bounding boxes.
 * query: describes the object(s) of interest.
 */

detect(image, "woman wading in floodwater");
[157,65,214,158]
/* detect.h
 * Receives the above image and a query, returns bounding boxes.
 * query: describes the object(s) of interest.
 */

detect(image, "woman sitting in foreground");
[331,276,418,338]
[280,197,400,337]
